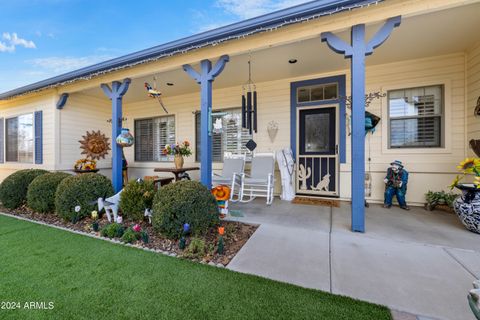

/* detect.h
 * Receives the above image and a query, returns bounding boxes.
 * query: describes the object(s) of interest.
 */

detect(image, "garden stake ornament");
[217,227,225,254]
[179,223,190,250]
[145,76,169,114]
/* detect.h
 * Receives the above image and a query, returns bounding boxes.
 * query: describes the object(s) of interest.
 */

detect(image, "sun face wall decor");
[78,130,111,160]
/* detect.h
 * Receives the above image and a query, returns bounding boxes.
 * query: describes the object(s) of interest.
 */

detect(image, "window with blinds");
[5,114,34,163]
[134,116,175,161]
[195,108,252,162]
[388,85,443,148]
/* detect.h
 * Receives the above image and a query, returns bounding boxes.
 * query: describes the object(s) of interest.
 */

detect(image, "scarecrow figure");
[383,160,409,210]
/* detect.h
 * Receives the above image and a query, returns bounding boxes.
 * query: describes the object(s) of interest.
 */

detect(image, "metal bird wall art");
[145,77,169,113]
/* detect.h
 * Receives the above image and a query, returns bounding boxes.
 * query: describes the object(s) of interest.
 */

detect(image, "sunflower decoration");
[451,157,480,189]
[79,130,111,160]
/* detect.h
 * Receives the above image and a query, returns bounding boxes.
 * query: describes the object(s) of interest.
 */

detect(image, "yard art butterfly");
[145,76,168,114]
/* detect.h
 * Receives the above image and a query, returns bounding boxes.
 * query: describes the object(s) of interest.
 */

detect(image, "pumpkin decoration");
[211,185,230,201]
[79,130,111,160]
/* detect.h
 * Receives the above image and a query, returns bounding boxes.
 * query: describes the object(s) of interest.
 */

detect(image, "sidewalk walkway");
[227,200,479,320]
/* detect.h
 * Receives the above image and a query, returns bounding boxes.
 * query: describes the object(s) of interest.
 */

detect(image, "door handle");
[335,145,338,154]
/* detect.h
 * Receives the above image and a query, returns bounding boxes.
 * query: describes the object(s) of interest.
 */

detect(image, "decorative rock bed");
[0,205,257,266]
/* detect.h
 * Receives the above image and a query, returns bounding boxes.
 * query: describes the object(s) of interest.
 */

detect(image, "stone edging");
[0,211,226,268]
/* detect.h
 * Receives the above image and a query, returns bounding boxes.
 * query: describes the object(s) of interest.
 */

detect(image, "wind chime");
[241,57,257,135]
[145,76,169,114]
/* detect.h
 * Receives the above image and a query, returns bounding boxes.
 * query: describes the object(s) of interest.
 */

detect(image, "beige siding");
[467,42,480,156]
[123,53,466,205]
[0,93,56,180]
[57,93,112,177]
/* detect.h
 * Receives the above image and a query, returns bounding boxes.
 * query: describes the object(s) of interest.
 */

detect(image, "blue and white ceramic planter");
[453,184,480,234]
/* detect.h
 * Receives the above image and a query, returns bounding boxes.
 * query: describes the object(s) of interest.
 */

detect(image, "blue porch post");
[183,55,229,189]
[101,78,131,193]
[321,16,401,233]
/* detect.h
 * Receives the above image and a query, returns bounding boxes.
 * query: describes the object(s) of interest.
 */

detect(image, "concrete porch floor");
[227,199,480,320]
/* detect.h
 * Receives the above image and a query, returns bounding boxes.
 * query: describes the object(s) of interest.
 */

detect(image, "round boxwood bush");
[55,173,114,223]
[27,172,72,213]
[0,169,49,209]
[152,180,219,239]
[119,180,155,221]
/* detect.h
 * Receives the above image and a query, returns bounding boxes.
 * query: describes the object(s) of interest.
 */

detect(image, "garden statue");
[95,189,123,223]
[383,160,409,210]
[212,185,230,218]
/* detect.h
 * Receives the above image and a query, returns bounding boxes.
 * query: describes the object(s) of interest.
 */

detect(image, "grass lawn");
[0,215,392,320]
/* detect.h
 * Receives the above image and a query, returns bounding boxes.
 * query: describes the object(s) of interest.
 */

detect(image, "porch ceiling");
[80,2,480,103]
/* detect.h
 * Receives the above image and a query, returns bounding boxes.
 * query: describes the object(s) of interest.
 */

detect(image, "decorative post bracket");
[321,16,401,233]
[183,55,229,189]
[101,78,131,193]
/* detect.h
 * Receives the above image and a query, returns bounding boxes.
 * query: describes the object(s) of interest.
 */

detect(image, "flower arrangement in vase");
[450,158,480,234]
[74,158,98,173]
[163,141,192,169]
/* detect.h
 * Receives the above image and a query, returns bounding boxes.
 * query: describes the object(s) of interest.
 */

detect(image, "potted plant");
[450,158,480,234]
[424,191,457,212]
[163,141,192,169]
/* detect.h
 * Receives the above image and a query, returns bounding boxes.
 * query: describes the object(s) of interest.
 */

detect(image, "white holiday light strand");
[4,1,381,100]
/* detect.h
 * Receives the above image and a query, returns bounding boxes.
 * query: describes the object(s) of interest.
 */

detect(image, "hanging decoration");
[78,130,111,160]
[342,91,385,136]
[116,128,134,147]
[241,55,257,135]
[145,76,169,114]
[267,121,278,142]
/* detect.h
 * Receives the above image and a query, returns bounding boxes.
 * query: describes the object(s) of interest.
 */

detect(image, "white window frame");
[133,115,176,163]
[381,80,452,154]
[5,112,35,164]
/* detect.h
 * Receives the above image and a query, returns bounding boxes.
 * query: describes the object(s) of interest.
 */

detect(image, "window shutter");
[0,118,4,163]
[34,111,43,164]
[196,108,252,162]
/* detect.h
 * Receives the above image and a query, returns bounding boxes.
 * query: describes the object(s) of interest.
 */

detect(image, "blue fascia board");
[0,0,380,100]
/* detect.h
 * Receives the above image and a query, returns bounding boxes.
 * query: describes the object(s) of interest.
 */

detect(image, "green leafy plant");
[182,237,206,259]
[101,223,125,239]
[152,180,219,239]
[121,228,139,244]
[425,191,458,211]
[119,180,155,221]
[55,173,114,223]
[0,169,49,209]
[27,172,71,213]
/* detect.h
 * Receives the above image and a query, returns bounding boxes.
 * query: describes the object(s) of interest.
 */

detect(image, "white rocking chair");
[212,154,246,202]
[240,153,275,205]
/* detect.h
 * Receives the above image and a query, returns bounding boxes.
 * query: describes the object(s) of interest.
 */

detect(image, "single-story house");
[0,0,479,232]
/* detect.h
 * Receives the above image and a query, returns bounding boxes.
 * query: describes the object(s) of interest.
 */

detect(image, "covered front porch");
[227,200,480,320]
[56,1,480,233]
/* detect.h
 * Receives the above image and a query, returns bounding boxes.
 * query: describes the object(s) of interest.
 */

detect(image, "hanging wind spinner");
[145,76,169,114]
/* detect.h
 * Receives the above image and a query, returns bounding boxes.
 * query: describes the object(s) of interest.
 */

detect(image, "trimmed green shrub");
[55,173,114,223]
[101,223,125,239]
[0,169,49,209]
[27,172,71,213]
[119,180,155,221]
[183,237,206,259]
[121,228,140,243]
[152,180,219,239]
